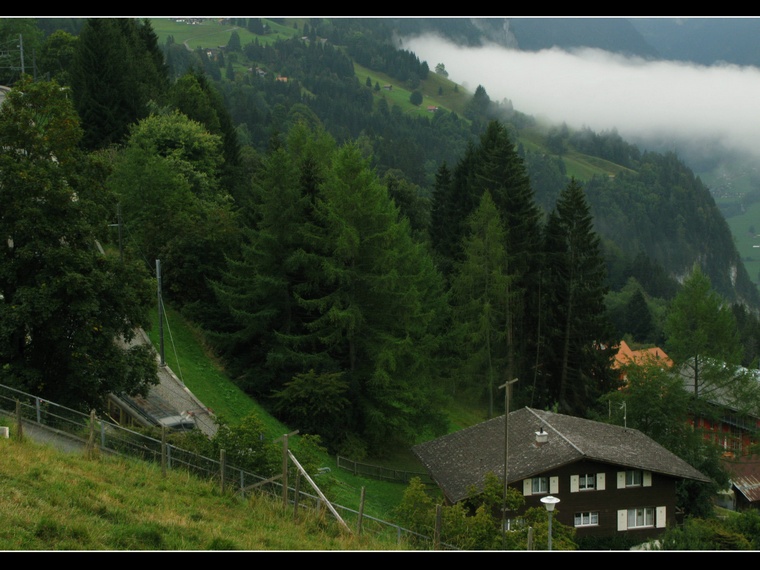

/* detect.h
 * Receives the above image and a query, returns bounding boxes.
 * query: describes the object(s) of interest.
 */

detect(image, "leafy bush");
[659,516,752,550]
[393,472,570,550]
[209,413,279,477]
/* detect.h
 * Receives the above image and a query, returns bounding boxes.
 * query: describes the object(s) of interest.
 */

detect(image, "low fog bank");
[402,34,760,162]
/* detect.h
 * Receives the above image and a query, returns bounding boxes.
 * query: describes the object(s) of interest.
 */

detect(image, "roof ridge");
[525,407,585,455]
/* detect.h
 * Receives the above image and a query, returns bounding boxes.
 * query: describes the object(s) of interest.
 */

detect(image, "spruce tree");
[541,178,616,416]
[472,121,544,397]
[71,18,169,150]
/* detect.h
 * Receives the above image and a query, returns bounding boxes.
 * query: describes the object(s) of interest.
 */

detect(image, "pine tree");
[472,121,544,396]
[541,178,616,415]
[71,18,170,150]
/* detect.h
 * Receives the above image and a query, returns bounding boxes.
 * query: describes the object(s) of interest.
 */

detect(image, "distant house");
[676,361,760,511]
[721,454,760,510]
[427,106,438,112]
[383,84,393,90]
[678,359,760,456]
[613,340,672,379]
[413,407,711,541]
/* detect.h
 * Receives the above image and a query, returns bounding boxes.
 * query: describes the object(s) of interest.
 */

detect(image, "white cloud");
[402,34,760,158]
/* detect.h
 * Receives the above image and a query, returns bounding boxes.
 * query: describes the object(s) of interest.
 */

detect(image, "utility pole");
[500,377,518,548]
[18,34,24,76]
[117,203,123,263]
[156,259,165,367]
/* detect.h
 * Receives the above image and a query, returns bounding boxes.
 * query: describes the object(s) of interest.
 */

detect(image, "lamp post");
[540,495,560,551]
[499,377,518,547]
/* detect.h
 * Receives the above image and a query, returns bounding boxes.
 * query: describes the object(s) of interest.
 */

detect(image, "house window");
[579,473,596,490]
[627,507,655,528]
[625,470,643,487]
[574,511,599,527]
[531,476,549,494]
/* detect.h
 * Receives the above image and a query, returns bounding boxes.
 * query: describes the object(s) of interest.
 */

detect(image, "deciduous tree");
[0,78,157,411]
[665,265,744,401]
[448,191,513,416]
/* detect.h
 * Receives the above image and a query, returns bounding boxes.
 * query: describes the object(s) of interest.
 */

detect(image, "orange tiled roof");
[613,340,673,369]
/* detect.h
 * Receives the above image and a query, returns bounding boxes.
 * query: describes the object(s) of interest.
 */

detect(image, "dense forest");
[3,17,760,460]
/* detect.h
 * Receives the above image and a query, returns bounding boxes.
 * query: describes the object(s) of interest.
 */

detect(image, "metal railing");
[0,382,446,549]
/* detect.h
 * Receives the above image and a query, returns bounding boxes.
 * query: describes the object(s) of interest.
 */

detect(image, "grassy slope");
[0,431,401,550]
[145,306,416,521]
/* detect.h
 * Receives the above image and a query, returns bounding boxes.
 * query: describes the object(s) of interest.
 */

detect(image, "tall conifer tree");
[448,191,513,417]
[541,178,616,415]
[71,18,169,150]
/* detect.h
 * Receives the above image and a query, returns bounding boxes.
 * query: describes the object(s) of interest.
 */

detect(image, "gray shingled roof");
[412,407,711,504]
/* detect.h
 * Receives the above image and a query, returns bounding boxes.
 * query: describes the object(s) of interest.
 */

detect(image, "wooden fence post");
[15,400,22,441]
[282,433,289,507]
[220,449,226,494]
[434,504,442,550]
[161,426,167,478]
[87,410,96,458]
[357,486,366,535]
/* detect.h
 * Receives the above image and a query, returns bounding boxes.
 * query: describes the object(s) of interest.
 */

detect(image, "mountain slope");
[628,18,760,67]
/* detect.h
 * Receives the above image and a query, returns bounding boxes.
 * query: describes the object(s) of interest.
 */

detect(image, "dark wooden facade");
[512,458,677,540]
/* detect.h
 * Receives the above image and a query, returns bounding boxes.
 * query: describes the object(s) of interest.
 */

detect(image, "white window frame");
[617,506,667,530]
[628,506,654,528]
[574,511,599,527]
[523,475,559,496]
[617,469,652,489]
[571,472,606,492]
[579,473,596,490]
[532,476,548,494]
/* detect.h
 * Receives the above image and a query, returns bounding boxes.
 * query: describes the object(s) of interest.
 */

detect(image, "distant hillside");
[628,18,760,67]
[507,17,660,57]
[389,17,660,58]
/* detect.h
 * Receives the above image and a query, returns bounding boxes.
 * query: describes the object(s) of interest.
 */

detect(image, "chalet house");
[676,361,760,508]
[678,361,760,456]
[413,407,711,541]
[613,340,672,381]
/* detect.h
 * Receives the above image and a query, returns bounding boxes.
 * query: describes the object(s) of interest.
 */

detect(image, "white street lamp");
[540,495,560,551]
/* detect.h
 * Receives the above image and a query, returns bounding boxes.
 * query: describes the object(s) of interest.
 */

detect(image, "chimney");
[535,426,548,445]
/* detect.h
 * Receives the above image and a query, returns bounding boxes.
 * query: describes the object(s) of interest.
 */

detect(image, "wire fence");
[336,455,435,485]
[0,382,448,550]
